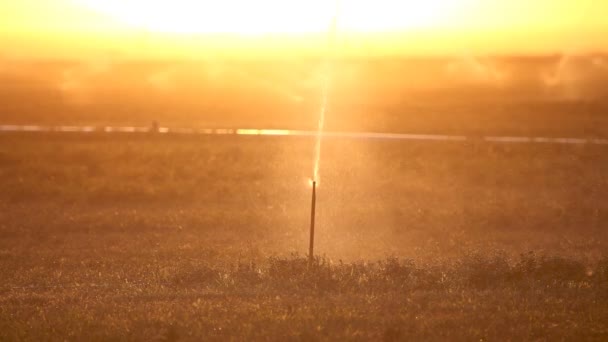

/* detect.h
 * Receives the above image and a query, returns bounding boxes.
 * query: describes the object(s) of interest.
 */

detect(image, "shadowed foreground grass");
[2,253,608,341]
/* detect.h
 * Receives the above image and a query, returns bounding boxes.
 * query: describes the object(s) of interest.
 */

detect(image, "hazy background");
[1,0,607,136]
[1,56,608,138]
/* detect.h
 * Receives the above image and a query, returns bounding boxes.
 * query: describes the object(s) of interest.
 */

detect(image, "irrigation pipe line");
[1,124,608,146]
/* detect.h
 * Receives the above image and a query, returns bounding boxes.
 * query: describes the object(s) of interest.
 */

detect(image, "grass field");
[1,133,608,340]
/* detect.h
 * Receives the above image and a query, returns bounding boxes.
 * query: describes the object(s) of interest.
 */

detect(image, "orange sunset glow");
[0,0,606,57]
[2,1,608,340]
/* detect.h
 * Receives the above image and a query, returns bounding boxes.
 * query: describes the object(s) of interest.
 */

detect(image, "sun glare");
[77,0,467,35]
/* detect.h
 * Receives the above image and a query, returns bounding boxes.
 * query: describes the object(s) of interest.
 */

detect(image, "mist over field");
[2,55,608,134]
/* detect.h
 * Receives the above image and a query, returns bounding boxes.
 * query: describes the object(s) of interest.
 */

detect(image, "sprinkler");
[308,180,317,266]
[308,1,339,266]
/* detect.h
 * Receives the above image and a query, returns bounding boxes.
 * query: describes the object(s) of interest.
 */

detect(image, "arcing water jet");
[309,1,340,265]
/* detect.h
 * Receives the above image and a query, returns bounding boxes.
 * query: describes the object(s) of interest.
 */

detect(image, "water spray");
[308,1,340,266]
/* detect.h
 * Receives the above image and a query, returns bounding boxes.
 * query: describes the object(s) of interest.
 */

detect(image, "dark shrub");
[594,256,608,285]
[513,252,587,286]
[172,265,219,286]
[461,251,511,289]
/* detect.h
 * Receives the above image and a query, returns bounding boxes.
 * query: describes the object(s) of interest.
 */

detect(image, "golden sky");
[0,0,606,58]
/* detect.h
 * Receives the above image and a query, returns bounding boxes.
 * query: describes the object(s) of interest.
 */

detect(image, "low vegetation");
[1,134,607,340]
[2,253,608,340]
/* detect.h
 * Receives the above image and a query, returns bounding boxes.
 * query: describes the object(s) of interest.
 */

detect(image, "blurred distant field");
[1,133,607,340]
[2,55,608,137]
